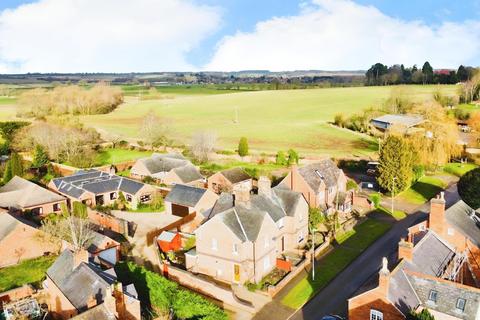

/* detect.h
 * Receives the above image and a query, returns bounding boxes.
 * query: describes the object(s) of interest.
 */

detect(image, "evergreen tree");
[408,308,435,320]
[275,151,287,166]
[457,65,469,82]
[32,144,49,168]
[422,61,434,84]
[287,149,299,165]
[458,168,480,209]
[3,153,24,182]
[3,160,12,183]
[377,136,414,194]
[238,137,249,157]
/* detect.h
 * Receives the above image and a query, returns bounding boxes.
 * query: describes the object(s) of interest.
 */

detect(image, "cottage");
[157,231,182,252]
[49,170,156,209]
[45,249,140,320]
[0,210,58,267]
[279,160,350,211]
[0,176,66,217]
[186,176,309,284]
[207,167,252,194]
[130,153,204,187]
[348,194,480,320]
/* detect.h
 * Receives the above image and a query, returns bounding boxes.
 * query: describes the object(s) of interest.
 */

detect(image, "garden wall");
[0,285,34,304]
[87,208,130,237]
[267,239,332,297]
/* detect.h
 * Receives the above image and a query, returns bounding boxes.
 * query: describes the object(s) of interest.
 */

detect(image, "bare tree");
[191,131,217,162]
[139,110,171,150]
[40,204,95,252]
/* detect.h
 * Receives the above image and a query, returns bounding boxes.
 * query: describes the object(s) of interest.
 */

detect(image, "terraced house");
[130,153,204,187]
[349,193,480,320]
[49,170,156,209]
[186,176,309,284]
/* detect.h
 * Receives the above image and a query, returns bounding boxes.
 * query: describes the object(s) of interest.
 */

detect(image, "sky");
[0,0,479,73]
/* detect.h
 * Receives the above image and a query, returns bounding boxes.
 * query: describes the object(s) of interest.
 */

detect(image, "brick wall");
[87,208,128,236]
[0,285,34,304]
[348,293,404,320]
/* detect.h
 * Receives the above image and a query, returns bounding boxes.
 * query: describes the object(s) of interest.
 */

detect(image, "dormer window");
[456,298,466,313]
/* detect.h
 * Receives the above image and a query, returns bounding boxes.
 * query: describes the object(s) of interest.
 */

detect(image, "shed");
[157,231,181,252]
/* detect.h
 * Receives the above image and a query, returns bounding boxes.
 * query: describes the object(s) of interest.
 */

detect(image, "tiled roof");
[220,206,266,242]
[371,114,424,128]
[445,200,480,248]
[0,176,65,209]
[141,153,189,175]
[71,303,115,320]
[52,169,146,198]
[165,184,207,207]
[298,159,342,190]
[47,250,117,311]
[173,165,204,184]
[0,212,19,242]
[219,168,251,184]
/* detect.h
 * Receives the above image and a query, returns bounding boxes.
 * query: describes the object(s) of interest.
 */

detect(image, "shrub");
[412,165,425,183]
[333,113,345,127]
[32,144,49,168]
[184,236,196,251]
[238,137,249,157]
[346,179,358,191]
[369,193,381,209]
[143,176,155,184]
[276,151,287,166]
[287,149,299,165]
[458,167,480,209]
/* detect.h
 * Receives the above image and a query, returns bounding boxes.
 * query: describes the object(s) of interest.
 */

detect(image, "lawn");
[373,206,407,220]
[399,176,447,205]
[95,148,152,165]
[79,85,455,157]
[120,84,247,97]
[281,219,391,309]
[200,160,286,178]
[443,163,478,177]
[0,255,57,292]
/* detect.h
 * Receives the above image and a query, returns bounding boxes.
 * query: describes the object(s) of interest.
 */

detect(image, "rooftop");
[297,159,342,190]
[371,114,424,128]
[165,184,208,207]
[218,167,251,184]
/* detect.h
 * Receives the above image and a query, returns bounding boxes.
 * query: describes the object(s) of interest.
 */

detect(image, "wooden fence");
[146,212,196,246]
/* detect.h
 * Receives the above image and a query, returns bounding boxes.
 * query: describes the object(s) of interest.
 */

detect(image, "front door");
[281,236,285,252]
[234,264,240,283]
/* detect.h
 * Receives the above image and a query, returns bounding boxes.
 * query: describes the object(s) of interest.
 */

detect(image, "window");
[428,290,438,303]
[126,194,132,202]
[53,203,61,211]
[298,232,304,243]
[110,192,118,200]
[448,228,455,236]
[370,309,383,320]
[211,238,218,251]
[140,194,151,203]
[263,257,270,271]
[419,224,426,231]
[233,243,238,255]
[456,298,466,312]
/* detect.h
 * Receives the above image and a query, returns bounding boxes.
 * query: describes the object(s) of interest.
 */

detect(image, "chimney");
[429,192,446,235]
[258,176,272,197]
[290,164,298,189]
[233,183,250,206]
[398,238,414,262]
[73,249,89,268]
[378,257,390,296]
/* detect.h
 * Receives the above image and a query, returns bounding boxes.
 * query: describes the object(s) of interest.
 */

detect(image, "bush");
[333,113,345,127]
[412,165,425,183]
[32,144,49,168]
[238,137,249,157]
[276,151,287,166]
[458,167,480,209]
[287,149,299,165]
[346,179,358,191]
[369,193,381,209]
[143,176,155,184]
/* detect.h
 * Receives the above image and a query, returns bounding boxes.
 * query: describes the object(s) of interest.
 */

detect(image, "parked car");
[366,161,379,176]
[321,315,345,320]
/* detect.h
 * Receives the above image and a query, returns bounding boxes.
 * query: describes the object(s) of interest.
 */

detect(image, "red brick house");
[157,231,181,252]
[348,193,480,319]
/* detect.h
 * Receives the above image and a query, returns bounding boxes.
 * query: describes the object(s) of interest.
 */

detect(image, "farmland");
[0,84,457,157]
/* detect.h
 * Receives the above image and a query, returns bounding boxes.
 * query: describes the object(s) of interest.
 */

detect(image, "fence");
[146,213,196,246]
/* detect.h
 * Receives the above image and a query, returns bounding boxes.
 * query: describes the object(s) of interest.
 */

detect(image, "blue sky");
[0,0,479,72]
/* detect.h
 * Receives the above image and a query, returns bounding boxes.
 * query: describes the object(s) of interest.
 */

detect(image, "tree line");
[366,62,477,86]
[17,82,123,118]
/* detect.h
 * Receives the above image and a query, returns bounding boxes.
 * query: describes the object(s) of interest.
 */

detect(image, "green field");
[281,218,391,309]
[0,256,56,292]
[399,176,447,205]
[95,148,152,165]
[79,85,456,157]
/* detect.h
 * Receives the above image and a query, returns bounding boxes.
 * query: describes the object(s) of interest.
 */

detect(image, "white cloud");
[206,0,480,71]
[0,0,221,73]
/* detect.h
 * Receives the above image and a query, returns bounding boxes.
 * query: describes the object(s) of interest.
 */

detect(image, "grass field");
[80,85,456,157]
[120,84,247,96]
[399,176,447,205]
[0,256,56,292]
[281,218,391,309]
[443,163,478,177]
[373,206,407,220]
[95,148,152,165]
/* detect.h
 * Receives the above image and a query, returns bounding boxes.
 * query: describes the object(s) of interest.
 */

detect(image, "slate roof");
[135,153,191,175]
[52,170,146,199]
[0,176,65,209]
[220,206,266,242]
[86,231,117,253]
[0,212,19,242]
[173,165,204,184]
[209,186,303,223]
[47,250,117,311]
[387,231,457,315]
[371,114,424,128]
[445,200,480,248]
[219,168,251,184]
[71,303,115,320]
[165,184,207,207]
[297,159,342,191]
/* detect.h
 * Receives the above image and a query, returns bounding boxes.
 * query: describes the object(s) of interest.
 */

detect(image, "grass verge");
[373,206,407,220]
[281,219,391,309]
[95,148,152,165]
[0,255,56,292]
[399,176,447,205]
[443,163,478,177]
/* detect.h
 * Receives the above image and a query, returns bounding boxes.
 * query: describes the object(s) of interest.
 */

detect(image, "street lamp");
[391,176,396,215]
[311,228,317,281]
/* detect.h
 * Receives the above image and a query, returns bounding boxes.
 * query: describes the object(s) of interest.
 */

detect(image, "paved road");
[288,184,460,320]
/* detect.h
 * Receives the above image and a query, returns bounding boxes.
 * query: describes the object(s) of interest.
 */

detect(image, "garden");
[0,255,56,292]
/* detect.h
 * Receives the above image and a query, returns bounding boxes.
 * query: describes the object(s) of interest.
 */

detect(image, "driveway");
[111,210,180,268]
[288,184,460,320]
